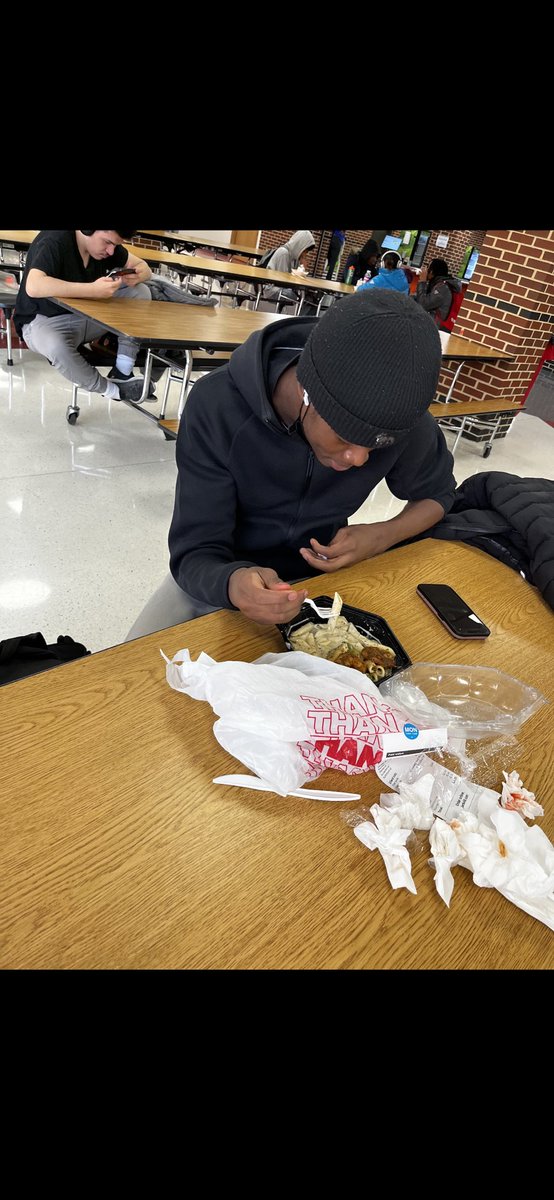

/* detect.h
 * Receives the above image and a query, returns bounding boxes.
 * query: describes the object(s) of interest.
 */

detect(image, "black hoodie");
[169,317,456,608]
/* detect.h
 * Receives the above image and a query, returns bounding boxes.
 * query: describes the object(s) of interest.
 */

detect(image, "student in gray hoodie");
[261,229,316,309]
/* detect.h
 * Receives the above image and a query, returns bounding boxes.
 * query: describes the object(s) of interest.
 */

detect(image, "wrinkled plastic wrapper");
[380,663,546,740]
[376,753,500,823]
[163,648,445,797]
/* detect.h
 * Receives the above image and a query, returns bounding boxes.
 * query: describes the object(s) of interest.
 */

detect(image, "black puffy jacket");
[431,472,554,610]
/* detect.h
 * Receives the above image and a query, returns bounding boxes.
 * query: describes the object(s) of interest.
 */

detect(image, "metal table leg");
[0,304,15,366]
[443,359,465,402]
[451,417,467,454]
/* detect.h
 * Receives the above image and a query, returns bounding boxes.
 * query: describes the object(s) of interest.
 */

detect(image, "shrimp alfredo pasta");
[289,593,396,682]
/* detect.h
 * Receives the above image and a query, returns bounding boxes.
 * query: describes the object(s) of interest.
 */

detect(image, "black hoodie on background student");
[341,238,380,286]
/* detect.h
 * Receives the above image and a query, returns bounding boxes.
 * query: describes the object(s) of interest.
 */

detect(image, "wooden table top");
[1,541,552,970]
[125,244,355,297]
[0,229,39,249]
[0,230,262,262]
[136,230,264,259]
[54,296,290,349]
[429,398,522,418]
[439,331,515,361]
[55,297,513,365]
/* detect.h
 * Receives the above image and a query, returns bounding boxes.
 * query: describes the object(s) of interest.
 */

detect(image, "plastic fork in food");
[302,598,333,619]
[213,774,361,801]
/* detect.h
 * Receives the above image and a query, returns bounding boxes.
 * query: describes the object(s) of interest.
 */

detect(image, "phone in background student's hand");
[416,583,491,639]
[107,267,136,278]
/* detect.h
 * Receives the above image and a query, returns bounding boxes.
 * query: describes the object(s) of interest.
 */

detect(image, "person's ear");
[295,378,311,409]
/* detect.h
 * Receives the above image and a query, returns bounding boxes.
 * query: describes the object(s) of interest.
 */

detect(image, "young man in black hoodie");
[127,289,456,638]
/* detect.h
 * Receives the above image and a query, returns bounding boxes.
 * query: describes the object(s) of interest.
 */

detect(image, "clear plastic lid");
[379,663,547,739]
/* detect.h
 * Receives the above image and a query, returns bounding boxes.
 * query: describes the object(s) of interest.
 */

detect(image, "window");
[459,246,480,281]
[411,230,431,268]
[381,234,403,252]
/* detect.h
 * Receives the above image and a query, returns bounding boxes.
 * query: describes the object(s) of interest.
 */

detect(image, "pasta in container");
[277,593,411,687]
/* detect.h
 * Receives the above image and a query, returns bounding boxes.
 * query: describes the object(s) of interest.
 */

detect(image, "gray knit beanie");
[297,289,442,447]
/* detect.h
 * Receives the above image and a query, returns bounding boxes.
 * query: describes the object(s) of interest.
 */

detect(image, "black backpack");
[258,247,276,270]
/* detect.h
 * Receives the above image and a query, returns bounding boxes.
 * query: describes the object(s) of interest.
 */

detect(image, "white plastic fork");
[213,774,361,802]
[302,598,333,620]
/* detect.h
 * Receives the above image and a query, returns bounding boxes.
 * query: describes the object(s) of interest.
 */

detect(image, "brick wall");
[132,234,162,250]
[438,229,554,403]
[423,229,486,275]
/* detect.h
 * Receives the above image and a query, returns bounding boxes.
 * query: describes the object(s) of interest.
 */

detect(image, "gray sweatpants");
[126,572,221,641]
[22,282,151,394]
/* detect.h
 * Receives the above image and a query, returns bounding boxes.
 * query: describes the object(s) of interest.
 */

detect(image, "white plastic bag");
[164,648,438,797]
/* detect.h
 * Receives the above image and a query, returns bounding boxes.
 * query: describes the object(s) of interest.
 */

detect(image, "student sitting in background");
[14,230,154,404]
[260,230,316,312]
[341,238,380,286]
[357,250,409,294]
[414,258,462,328]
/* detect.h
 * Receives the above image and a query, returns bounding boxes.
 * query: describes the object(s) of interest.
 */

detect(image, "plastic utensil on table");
[213,774,361,801]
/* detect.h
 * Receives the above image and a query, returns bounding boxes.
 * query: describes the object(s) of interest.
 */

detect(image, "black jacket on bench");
[431,472,554,610]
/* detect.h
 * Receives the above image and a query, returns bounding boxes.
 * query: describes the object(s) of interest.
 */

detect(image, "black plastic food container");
[277,595,412,688]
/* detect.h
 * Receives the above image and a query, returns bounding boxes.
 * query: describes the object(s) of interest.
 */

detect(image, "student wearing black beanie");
[127,289,457,639]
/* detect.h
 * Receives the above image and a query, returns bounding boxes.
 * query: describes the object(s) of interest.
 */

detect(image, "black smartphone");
[416,583,491,639]
[107,267,136,278]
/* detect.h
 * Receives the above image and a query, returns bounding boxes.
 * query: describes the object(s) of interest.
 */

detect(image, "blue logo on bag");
[403,723,419,740]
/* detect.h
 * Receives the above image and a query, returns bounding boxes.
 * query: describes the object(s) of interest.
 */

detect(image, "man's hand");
[90,276,123,299]
[125,256,151,284]
[228,567,308,624]
[300,502,446,573]
[118,273,141,288]
[299,524,390,572]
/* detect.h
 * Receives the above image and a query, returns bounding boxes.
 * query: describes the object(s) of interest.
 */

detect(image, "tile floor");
[1,341,553,655]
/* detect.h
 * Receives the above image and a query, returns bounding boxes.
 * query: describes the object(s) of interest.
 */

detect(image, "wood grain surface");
[1,541,552,969]
[53,297,289,348]
[124,243,355,297]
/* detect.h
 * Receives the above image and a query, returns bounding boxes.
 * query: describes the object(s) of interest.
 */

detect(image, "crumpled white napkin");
[354,804,417,893]
[449,805,554,931]
[379,774,435,830]
[360,757,551,930]
[500,770,544,820]
[429,819,465,907]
